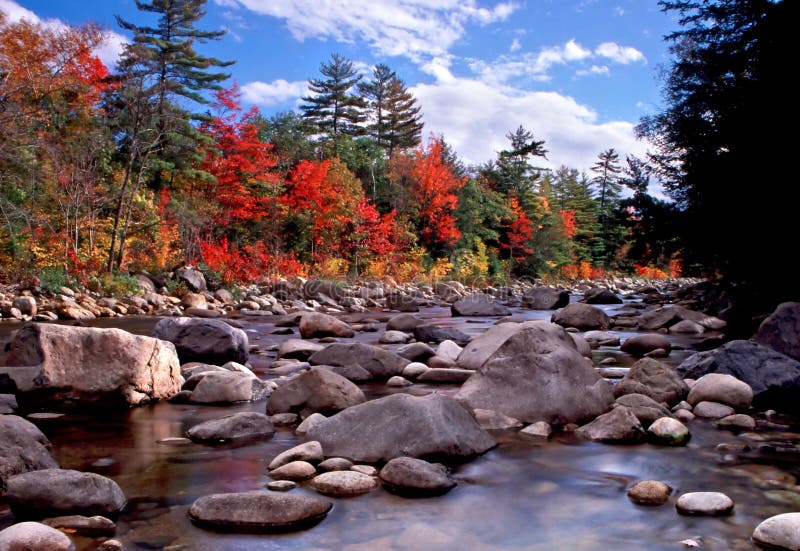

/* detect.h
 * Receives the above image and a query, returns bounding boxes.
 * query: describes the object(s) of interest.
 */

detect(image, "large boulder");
[522,287,569,310]
[451,294,511,317]
[298,312,354,339]
[5,469,126,518]
[678,340,800,409]
[154,317,248,365]
[174,267,206,292]
[582,287,622,304]
[0,522,74,551]
[413,325,471,345]
[385,292,420,312]
[0,415,59,491]
[188,371,271,404]
[456,323,525,370]
[613,358,689,406]
[379,457,456,497]
[309,343,409,379]
[188,491,332,532]
[620,334,672,357]
[686,373,753,409]
[1,324,181,407]
[752,512,800,550]
[187,412,275,444]
[267,367,365,416]
[552,303,610,330]
[455,321,614,424]
[306,393,495,463]
[753,302,800,361]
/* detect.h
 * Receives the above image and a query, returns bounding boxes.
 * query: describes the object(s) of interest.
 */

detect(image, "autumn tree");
[301,54,366,137]
[256,111,315,175]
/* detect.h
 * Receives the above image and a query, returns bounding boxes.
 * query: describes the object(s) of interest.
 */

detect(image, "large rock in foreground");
[0,415,59,491]
[188,491,331,533]
[1,324,181,407]
[0,522,74,551]
[309,343,409,379]
[451,294,511,317]
[306,393,495,463]
[5,469,126,518]
[752,512,800,550]
[267,367,365,416]
[456,321,613,424]
[678,340,800,409]
[753,302,800,361]
[551,303,610,330]
[154,317,248,365]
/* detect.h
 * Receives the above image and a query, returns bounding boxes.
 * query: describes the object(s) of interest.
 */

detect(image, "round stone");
[676,492,734,516]
[318,458,353,472]
[268,461,317,481]
[0,521,73,551]
[753,512,800,550]
[647,417,690,445]
[310,471,379,497]
[387,376,412,387]
[627,480,672,505]
[715,414,756,431]
[693,401,735,419]
[379,456,456,497]
[267,480,297,492]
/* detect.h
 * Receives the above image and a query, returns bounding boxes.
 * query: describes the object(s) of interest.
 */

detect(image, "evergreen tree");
[590,148,623,266]
[256,111,315,175]
[359,64,423,157]
[301,53,366,137]
[551,166,598,263]
[493,126,548,195]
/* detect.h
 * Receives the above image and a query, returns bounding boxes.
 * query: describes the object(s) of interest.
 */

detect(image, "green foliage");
[88,272,143,298]
[301,53,366,137]
[38,267,73,295]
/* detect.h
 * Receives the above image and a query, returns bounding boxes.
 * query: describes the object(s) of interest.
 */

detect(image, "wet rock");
[267,480,296,492]
[552,303,611,330]
[620,334,672,357]
[520,421,552,440]
[299,312,355,339]
[306,393,495,463]
[576,406,645,443]
[455,323,529,370]
[380,457,455,496]
[12,296,37,316]
[752,302,800,361]
[669,319,705,334]
[269,461,317,481]
[277,339,324,361]
[614,394,672,428]
[638,306,726,332]
[416,368,473,384]
[309,343,409,379]
[310,471,378,497]
[627,480,672,505]
[269,413,299,426]
[386,292,420,312]
[678,340,800,410]
[188,491,332,532]
[674,409,695,423]
[613,358,689,406]
[692,401,735,419]
[188,371,271,404]
[413,325,471,345]
[295,413,326,435]
[0,416,58,491]
[676,492,734,516]
[473,409,523,430]
[154,317,248,365]
[387,376,412,387]
[0,393,19,414]
[386,313,422,332]
[401,362,429,379]
[687,373,753,409]
[350,464,378,476]
[321,364,372,383]
[0,521,74,550]
[379,330,411,344]
[583,331,620,346]
[570,334,592,358]
[268,441,324,470]
[1,324,181,407]
[451,293,511,317]
[715,414,756,430]
[397,342,435,362]
[267,367,365,417]
[187,412,274,444]
[437,340,463,362]
[582,287,622,304]
[318,458,353,472]
[752,512,800,550]
[41,515,116,537]
[175,267,206,292]
[456,321,613,424]
[5,469,126,518]
[647,417,690,445]
[521,287,569,310]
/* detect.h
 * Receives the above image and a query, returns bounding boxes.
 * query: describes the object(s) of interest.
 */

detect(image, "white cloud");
[412,76,648,172]
[576,64,609,77]
[241,79,309,106]
[0,0,126,69]
[595,42,646,64]
[614,6,625,16]
[470,39,593,84]
[214,0,516,62]
[510,37,521,52]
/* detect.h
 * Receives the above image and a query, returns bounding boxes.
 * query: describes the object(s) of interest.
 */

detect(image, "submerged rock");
[627,480,672,505]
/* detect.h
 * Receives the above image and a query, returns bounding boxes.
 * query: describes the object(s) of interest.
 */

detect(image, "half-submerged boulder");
[522,287,569,310]
[551,303,610,330]
[456,321,613,424]
[0,415,59,491]
[1,324,181,408]
[267,367,365,417]
[451,294,511,317]
[187,412,275,444]
[154,317,248,365]
[309,343,409,379]
[306,393,495,463]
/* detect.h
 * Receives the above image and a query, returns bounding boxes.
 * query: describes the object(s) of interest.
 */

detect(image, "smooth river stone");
[753,512,800,550]
[676,492,734,516]
[310,471,379,497]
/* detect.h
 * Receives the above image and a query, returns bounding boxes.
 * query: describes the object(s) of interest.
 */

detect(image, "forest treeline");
[0,0,787,297]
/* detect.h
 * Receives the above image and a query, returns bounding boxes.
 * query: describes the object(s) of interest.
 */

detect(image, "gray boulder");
[676,492,734,516]
[456,322,529,370]
[753,302,800,361]
[379,457,456,496]
[188,491,332,532]
[613,358,689,406]
[309,343,409,379]
[414,325,471,345]
[306,393,495,463]
[752,512,800,550]
[174,267,207,292]
[277,339,324,361]
[310,471,378,497]
[386,313,422,332]
[638,306,726,332]
[0,415,59,491]
[154,317,248,365]
[299,312,354,339]
[0,522,74,551]
[678,340,800,409]
[576,406,645,443]
[5,469,126,518]
[620,334,672,357]
[0,393,18,414]
[451,294,511,317]
[522,287,569,310]
[687,373,753,409]
[583,287,622,304]
[267,367,365,417]
[552,303,610,330]
[187,412,275,444]
[188,371,271,404]
[385,292,420,312]
[456,321,613,424]
[1,324,181,407]
[614,394,673,428]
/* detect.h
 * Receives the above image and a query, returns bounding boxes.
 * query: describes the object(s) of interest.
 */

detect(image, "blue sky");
[1,0,677,172]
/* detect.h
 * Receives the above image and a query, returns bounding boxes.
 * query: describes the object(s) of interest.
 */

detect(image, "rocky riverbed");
[1,276,800,550]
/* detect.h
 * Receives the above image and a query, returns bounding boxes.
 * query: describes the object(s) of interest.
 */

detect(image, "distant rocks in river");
[451,293,511,317]
[551,303,611,330]
[582,287,622,304]
[309,343,409,380]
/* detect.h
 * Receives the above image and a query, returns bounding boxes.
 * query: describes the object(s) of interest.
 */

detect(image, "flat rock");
[379,457,455,496]
[0,521,74,550]
[753,512,800,550]
[267,480,297,492]
[676,492,734,516]
[416,368,473,384]
[687,373,753,409]
[520,421,552,440]
[41,514,116,537]
[188,491,332,532]
[627,480,672,505]
[473,409,523,430]
[318,458,353,472]
[310,471,378,497]
[715,414,756,430]
[268,441,324,470]
[267,367,365,417]
[187,412,274,444]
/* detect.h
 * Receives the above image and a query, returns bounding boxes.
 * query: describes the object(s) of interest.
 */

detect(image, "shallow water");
[1,303,797,550]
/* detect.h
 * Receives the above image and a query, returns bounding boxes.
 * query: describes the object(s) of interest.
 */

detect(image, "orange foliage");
[501,197,534,259]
